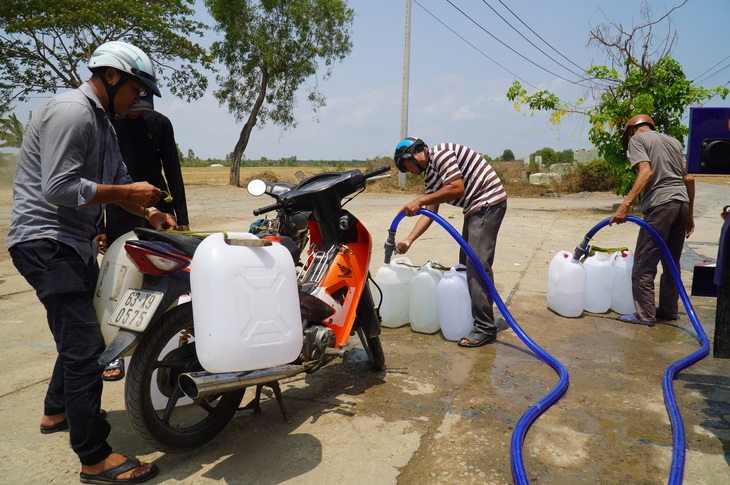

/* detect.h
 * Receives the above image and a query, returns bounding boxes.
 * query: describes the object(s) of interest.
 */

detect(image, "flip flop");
[40,409,107,434]
[458,329,496,347]
[617,314,654,327]
[79,457,158,485]
[102,358,125,382]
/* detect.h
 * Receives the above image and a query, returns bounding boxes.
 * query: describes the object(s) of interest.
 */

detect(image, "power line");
[479,0,590,82]
[692,54,730,83]
[412,0,540,90]
[496,0,588,76]
[445,0,593,88]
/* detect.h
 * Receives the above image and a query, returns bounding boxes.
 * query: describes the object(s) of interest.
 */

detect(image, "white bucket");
[409,262,443,334]
[374,257,417,328]
[583,253,612,313]
[437,264,472,341]
[190,232,302,373]
[547,250,586,318]
[610,250,635,315]
[93,231,143,346]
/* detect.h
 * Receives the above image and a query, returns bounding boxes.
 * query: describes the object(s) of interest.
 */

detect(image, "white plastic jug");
[190,232,302,373]
[437,264,472,341]
[409,262,443,334]
[610,250,635,315]
[93,231,143,346]
[374,257,417,328]
[547,250,586,318]
[583,253,612,313]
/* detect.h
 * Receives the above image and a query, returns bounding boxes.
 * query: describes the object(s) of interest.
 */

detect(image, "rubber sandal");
[79,457,158,485]
[40,409,107,434]
[617,314,654,327]
[458,329,496,347]
[102,358,125,382]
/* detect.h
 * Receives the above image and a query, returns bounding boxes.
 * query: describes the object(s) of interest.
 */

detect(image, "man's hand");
[400,197,424,217]
[609,202,630,226]
[396,239,412,255]
[94,233,108,255]
[147,210,178,231]
[127,181,163,207]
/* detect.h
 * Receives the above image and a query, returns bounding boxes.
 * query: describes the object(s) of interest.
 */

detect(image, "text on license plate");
[108,289,164,332]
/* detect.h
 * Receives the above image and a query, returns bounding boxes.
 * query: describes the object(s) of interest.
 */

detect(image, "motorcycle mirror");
[294,170,306,181]
[247,179,266,197]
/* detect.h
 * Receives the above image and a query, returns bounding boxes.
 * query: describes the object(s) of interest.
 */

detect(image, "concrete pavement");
[1,181,729,484]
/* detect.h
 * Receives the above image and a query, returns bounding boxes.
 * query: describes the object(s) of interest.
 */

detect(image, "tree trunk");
[228,68,270,187]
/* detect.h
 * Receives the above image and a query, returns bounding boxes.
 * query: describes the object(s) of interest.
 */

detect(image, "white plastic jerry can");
[374,257,417,328]
[409,262,443,334]
[437,264,473,341]
[547,250,586,318]
[190,232,303,373]
[583,253,612,314]
[610,250,635,315]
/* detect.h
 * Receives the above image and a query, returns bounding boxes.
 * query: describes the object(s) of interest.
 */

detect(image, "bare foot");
[81,453,156,481]
[102,368,122,379]
[40,412,66,428]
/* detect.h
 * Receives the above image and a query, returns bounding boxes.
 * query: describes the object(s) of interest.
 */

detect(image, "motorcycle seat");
[133,227,204,257]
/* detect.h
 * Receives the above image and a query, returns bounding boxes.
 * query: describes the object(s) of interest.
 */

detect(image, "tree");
[0,0,213,104]
[0,112,25,148]
[556,149,574,164]
[506,1,728,194]
[532,147,556,166]
[204,0,354,186]
[501,148,515,161]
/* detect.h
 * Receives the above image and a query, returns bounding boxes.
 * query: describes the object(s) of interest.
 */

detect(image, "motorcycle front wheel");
[356,326,386,371]
[125,303,245,453]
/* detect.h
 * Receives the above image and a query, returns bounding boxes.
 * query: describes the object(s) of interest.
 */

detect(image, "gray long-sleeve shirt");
[8,82,132,263]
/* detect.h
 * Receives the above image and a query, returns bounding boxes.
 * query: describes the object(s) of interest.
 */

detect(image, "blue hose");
[386,209,569,484]
[575,216,710,485]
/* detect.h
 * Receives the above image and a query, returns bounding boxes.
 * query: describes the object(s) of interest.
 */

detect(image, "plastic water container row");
[547,249,635,318]
[373,257,473,341]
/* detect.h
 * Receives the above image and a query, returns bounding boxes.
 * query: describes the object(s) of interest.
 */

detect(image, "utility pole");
[399,0,412,187]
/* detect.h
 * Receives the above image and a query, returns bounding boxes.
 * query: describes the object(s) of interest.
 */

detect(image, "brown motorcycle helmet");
[622,114,656,150]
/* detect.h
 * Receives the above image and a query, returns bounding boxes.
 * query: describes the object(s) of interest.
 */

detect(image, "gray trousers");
[459,200,507,335]
[632,200,689,322]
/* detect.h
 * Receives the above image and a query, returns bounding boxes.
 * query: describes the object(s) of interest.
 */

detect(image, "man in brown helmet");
[609,114,695,326]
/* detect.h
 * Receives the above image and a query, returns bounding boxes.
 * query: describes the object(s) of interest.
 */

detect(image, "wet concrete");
[1,181,729,484]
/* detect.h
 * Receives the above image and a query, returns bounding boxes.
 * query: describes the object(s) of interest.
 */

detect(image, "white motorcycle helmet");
[88,40,161,116]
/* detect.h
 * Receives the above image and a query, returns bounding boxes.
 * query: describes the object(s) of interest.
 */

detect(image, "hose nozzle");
[573,236,590,261]
[384,231,396,264]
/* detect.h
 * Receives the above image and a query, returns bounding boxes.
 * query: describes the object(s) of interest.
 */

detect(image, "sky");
[9,0,730,161]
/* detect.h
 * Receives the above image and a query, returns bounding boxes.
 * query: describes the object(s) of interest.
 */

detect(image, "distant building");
[574,148,599,164]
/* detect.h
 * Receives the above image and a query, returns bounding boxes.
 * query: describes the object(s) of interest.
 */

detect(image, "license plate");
[108,289,164,332]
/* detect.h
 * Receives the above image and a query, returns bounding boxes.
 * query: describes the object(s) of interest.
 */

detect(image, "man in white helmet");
[7,40,170,483]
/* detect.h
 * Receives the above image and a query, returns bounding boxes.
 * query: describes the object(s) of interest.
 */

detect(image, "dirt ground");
[1,175,729,484]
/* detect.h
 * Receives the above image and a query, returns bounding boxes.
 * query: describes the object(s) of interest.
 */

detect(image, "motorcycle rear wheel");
[125,303,245,453]
[356,326,386,371]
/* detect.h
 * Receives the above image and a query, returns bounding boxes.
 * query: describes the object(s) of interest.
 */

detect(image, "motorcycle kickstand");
[238,381,292,424]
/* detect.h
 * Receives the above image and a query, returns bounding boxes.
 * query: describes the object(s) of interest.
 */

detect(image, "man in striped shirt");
[393,137,507,347]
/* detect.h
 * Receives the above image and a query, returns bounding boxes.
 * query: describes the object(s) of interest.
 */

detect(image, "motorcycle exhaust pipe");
[178,364,306,400]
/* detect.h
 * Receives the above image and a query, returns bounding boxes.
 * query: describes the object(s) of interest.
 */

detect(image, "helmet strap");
[99,69,128,118]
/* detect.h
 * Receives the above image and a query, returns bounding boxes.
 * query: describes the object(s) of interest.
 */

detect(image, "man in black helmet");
[7,41,170,483]
[393,137,507,347]
[609,114,695,327]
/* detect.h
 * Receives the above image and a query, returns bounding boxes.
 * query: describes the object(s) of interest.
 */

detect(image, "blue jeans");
[9,239,112,465]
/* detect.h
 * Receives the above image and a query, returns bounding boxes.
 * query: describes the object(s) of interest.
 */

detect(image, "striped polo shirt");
[424,143,507,216]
